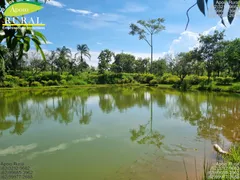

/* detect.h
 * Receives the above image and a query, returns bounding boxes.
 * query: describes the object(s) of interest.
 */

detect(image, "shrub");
[31,81,42,87]
[2,81,15,87]
[149,79,158,86]
[35,72,61,82]
[216,77,234,85]
[5,75,20,85]
[172,80,191,91]
[19,79,28,87]
[60,79,67,85]
[185,75,200,85]
[228,84,240,92]
[160,73,180,84]
[46,80,59,86]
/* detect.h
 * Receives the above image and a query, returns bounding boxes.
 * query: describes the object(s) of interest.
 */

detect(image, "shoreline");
[0,83,239,94]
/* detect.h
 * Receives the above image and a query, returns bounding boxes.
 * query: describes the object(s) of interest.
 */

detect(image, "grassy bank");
[0,72,240,93]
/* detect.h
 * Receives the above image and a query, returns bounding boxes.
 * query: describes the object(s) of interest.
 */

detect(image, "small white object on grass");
[213,144,229,155]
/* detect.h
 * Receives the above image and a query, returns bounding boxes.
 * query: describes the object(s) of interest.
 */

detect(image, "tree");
[47,50,57,76]
[111,53,136,73]
[151,59,167,76]
[55,46,72,74]
[135,58,149,73]
[197,30,225,81]
[98,49,114,74]
[225,38,240,79]
[29,53,47,75]
[173,52,193,82]
[0,45,8,82]
[75,44,91,63]
[129,18,165,73]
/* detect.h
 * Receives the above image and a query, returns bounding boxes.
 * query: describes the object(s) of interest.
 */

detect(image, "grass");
[184,143,240,180]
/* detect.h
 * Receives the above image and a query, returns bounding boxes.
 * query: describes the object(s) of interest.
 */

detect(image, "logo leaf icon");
[4,1,43,17]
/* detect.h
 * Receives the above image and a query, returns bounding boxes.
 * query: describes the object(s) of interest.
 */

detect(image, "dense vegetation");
[0,30,239,92]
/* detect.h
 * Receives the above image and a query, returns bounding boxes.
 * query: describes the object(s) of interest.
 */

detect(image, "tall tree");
[129,18,165,73]
[197,30,225,81]
[98,49,114,74]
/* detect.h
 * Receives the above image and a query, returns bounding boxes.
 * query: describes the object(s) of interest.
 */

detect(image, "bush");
[228,84,240,92]
[160,73,180,84]
[34,72,61,82]
[31,81,42,87]
[47,80,59,86]
[19,79,28,87]
[2,81,15,87]
[185,75,200,85]
[216,77,234,85]
[149,79,158,86]
[172,80,191,91]
[60,79,67,85]
[5,75,20,85]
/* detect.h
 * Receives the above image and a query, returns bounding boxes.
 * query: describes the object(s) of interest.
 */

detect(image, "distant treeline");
[0,30,240,91]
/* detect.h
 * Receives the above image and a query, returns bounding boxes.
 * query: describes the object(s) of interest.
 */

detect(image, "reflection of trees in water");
[130,94,165,149]
[0,88,240,142]
[0,92,31,135]
[166,92,240,143]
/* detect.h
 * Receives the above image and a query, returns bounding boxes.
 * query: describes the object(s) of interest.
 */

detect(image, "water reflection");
[0,87,239,144]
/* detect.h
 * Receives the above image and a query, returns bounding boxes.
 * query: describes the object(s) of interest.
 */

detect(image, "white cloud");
[67,8,92,15]
[96,42,102,45]
[118,2,148,13]
[41,40,53,45]
[167,17,231,54]
[70,13,127,30]
[0,144,37,156]
[93,13,99,17]
[41,0,65,8]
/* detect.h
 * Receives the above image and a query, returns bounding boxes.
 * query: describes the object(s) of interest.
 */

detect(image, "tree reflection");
[129,94,165,149]
[0,88,239,143]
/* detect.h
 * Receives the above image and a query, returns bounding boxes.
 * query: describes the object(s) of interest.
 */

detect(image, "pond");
[0,87,239,180]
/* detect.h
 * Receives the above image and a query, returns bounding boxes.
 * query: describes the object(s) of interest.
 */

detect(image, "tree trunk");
[51,64,54,77]
[150,34,153,74]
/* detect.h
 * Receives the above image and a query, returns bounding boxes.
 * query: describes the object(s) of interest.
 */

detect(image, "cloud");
[0,144,37,156]
[67,8,92,15]
[118,2,148,13]
[41,0,65,8]
[26,135,102,160]
[167,17,230,54]
[41,41,53,45]
[96,42,102,45]
[70,13,127,30]
[93,13,99,17]
[27,143,67,160]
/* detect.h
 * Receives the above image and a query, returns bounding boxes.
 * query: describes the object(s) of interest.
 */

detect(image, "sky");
[26,0,240,67]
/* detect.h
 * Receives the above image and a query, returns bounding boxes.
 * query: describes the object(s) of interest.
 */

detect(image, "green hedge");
[216,77,234,85]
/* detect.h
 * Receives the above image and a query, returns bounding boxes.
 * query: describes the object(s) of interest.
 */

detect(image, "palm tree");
[55,46,72,74]
[75,44,91,63]
[47,50,57,76]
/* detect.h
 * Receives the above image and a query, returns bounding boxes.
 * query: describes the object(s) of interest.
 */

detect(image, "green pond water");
[0,87,239,180]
